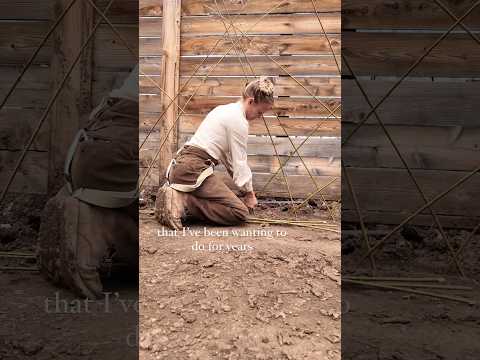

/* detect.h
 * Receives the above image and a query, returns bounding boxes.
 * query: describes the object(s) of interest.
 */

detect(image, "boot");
[154,184,187,231]
[38,186,137,298]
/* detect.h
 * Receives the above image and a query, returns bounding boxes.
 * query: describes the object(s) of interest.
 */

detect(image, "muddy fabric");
[38,186,138,299]
[167,145,249,225]
[70,97,138,213]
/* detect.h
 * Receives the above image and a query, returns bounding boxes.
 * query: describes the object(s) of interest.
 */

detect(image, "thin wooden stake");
[344,279,475,305]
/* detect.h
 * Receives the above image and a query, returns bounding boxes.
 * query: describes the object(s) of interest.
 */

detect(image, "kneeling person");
[156,77,275,229]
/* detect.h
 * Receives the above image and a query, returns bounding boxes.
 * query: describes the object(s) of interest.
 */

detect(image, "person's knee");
[230,203,249,224]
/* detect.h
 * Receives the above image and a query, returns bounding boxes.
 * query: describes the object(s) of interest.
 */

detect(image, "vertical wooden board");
[157,0,181,185]
[48,0,94,193]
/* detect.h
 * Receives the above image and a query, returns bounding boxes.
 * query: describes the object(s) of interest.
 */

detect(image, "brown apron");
[168,145,249,225]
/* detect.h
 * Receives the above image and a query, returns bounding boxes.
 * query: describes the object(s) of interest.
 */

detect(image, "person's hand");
[242,191,258,209]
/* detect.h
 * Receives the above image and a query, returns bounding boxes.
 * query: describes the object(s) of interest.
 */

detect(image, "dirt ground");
[0,194,138,360]
[342,223,480,360]
[1,194,340,360]
[139,204,341,360]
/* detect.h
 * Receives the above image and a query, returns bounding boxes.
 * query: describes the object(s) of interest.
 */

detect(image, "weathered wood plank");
[141,56,340,80]
[157,0,181,185]
[139,36,163,56]
[0,89,49,108]
[180,34,341,56]
[140,0,340,16]
[140,14,340,36]
[0,21,52,65]
[0,0,52,20]
[0,21,138,67]
[140,153,340,176]
[178,96,341,117]
[343,33,480,77]
[179,134,340,158]
[342,79,480,126]
[48,0,94,193]
[141,75,341,97]
[0,65,50,109]
[140,113,340,137]
[175,114,341,137]
[140,168,340,199]
[343,124,480,151]
[342,124,480,172]
[94,24,139,69]
[96,0,139,23]
[0,109,49,150]
[179,55,340,76]
[344,146,480,173]
[342,167,480,216]
[342,210,480,230]
[140,132,340,158]
[0,0,139,22]
[342,0,480,30]
[140,34,340,56]
[0,65,50,90]
[140,94,341,117]
[0,150,48,194]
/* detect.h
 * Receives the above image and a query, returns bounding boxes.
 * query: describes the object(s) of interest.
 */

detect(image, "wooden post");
[158,0,182,185]
[47,0,94,194]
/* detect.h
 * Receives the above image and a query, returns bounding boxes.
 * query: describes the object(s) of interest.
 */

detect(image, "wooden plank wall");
[140,0,341,200]
[0,0,138,194]
[0,1,51,194]
[342,0,480,228]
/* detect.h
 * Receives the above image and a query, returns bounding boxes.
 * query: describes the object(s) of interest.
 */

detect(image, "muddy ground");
[0,194,138,360]
[342,223,480,360]
[4,192,478,359]
[139,203,341,360]
[1,194,340,360]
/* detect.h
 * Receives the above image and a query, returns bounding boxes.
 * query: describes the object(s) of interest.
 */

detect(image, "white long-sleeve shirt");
[186,101,253,192]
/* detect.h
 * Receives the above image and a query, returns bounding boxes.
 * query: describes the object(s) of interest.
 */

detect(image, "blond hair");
[242,76,274,104]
